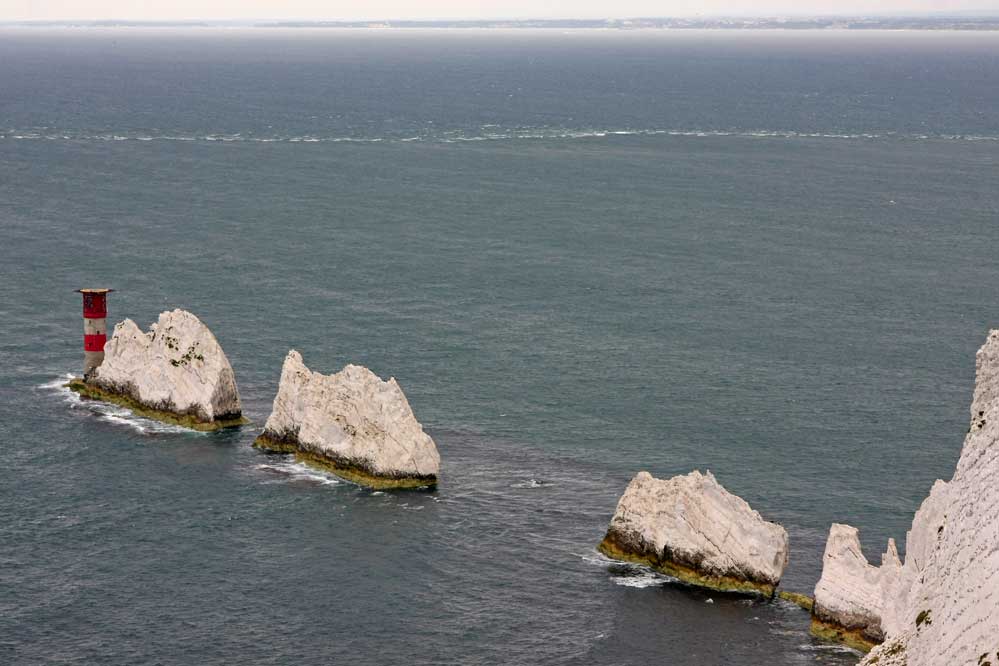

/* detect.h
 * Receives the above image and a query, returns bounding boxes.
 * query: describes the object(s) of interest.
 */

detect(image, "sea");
[1,27,998,665]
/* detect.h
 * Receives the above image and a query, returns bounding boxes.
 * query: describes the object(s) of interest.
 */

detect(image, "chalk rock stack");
[254,350,440,489]
[816,330,999,665]
[68,309,245,430]
[598,470,789,596]
[810,524,901,650]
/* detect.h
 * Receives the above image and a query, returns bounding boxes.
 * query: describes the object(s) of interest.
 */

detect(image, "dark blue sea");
[1,28,998,665]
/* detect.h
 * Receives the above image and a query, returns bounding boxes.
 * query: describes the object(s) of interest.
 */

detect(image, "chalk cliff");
[810,524,901,651]
[68,309,245,430]
[598,470,789,596]
[254,350,440,489]
[816,330,999,664]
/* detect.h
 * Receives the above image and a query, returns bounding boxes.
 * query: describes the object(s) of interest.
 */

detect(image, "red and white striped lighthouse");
[77,288,113,379]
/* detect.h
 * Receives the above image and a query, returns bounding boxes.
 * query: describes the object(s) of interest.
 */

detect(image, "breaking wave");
[511,478,554,489]
[3,127,997,145]
[37,373,77,392]
[254,460,342,486]
[37,372,203,435]
[798,643,864,655]
[252,461,437,503]
[579,548,680,588]
[609,569,675,588]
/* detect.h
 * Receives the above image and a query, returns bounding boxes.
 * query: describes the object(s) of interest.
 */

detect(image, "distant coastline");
[4,17,999,31]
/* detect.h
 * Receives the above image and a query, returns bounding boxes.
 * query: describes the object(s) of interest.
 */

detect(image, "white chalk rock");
[811,524,901,648]
[843,329,999,666]
[85,309,243,429]
[598,470,789,595]
[256,350,440,488]
[862,632,912,666]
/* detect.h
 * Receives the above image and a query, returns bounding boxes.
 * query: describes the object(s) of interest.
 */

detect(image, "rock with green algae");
[254,350,439,489]
[598,470,789,597]
[68,309,245,431]
[777,590,814,611]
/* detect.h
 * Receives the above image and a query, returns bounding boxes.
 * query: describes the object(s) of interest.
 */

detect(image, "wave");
[578,548,620,568]
[511,478,554,488]
[37,372,203,435]
[798,643,863,655]
[37,373,77,391]
[609,569,675,588]
[578,547,681,588]
[252,461,436,503]
[254,461,342,486]
[3,127,997,145]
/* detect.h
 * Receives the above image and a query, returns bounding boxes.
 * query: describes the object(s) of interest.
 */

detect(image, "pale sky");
[2,0,998,21]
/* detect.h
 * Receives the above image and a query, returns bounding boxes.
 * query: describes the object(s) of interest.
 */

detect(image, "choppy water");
[1,28,998,666]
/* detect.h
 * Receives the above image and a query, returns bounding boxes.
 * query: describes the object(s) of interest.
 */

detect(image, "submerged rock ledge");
[253,350,440,490]
[68,309,246,431]
[598,470,789,597]
[777,590,814,611]
[67,378,247,431]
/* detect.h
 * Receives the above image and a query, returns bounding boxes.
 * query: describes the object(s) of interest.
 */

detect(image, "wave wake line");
[3,128,997,144]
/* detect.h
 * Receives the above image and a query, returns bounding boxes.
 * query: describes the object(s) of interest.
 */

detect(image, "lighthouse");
[77,288,113,380]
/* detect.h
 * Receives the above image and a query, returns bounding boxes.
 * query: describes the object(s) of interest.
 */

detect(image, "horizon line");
[5,13,999,24]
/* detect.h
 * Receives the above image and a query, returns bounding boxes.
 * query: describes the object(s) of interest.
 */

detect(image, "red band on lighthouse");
[84,334,107,352]
[82,292,108,318]
[77,288,112,378]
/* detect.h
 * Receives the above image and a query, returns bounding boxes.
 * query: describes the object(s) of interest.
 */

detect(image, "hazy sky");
[3,0,999,20]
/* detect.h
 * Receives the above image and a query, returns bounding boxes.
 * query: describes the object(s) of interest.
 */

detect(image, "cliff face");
[820,330,999,665]
[70,309,244,430]
[598,470,789,596]
[861,330,999,666]
[255,350,440,489]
